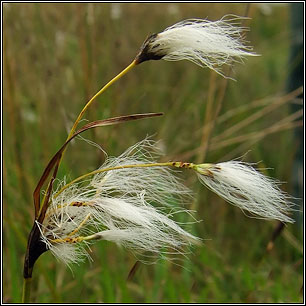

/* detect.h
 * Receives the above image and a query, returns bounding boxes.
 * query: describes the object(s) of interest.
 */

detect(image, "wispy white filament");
[90,139,192,205]
[196,161,295,223]
[37,139,295,266]
[147,15,257,77]
[38,139,199,266]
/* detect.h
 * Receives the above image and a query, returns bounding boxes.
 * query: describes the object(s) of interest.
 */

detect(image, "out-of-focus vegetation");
[3,3,303,303]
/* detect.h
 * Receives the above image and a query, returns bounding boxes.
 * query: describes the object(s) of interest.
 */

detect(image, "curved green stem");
[40,60,137,210]
[66,60,137,141]
[22,277,32,303]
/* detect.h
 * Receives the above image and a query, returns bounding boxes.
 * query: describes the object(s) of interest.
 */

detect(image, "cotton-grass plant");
[22,15,293,303]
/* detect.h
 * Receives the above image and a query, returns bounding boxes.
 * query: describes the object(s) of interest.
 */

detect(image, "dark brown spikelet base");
[23,222,48,279]
[134,33,166,64]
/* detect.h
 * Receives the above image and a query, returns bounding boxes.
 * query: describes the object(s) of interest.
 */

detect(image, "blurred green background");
[3,2,303,303]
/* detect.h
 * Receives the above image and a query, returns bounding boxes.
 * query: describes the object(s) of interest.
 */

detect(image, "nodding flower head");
[193,161,295,223]
[135,15,258,77]
[36,140,200,266]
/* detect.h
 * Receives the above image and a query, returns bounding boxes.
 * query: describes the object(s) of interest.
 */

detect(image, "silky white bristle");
[141,15,258,77]
[196,161,295,223]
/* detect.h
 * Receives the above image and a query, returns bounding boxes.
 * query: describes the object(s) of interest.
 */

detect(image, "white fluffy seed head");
[91,139,192,206]
[195,161,295,223]
[135,15,258,77]
[38,139,200,266]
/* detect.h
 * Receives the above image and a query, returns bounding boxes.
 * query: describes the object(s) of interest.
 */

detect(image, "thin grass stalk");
[196,70,218,164]
[76,5,98,150]
[176,118,302,162]
[197,4,251,163]
[210,115,303,151]
[77,5,93,102]
[53,162,181,198]
[40,61,137,213]
[213,87,303,142]
[282,228,303,254]
[211,113,302,161]
[216,87,303,126]
[66,60,137,141]
[38,60,138,208]
[221,138,262,161]
[197,57,232,163]
[177,87,303,162]
[22,278,32,303]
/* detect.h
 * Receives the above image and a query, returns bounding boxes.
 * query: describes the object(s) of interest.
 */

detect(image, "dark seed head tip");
[135,33,166,64]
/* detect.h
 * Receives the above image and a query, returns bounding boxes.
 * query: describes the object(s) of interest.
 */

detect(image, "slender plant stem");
[40,60,137,210]
[67,60,137,140]
[53,161,195,198]
[22,277,32,303]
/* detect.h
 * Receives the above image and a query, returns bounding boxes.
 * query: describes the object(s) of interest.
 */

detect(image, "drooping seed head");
[194,161,295,223]
[135,15,258,77]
